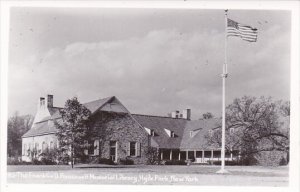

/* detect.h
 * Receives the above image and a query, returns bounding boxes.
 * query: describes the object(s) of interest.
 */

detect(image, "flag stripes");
[227,18,258,42]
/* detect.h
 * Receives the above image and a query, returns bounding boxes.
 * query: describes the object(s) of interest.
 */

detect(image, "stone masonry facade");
[90,111,149,165]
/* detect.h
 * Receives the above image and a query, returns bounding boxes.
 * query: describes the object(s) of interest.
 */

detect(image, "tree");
[206,96,289,164]
[7,112,33,157]
[55,97,92,168]
[202,112,214,119]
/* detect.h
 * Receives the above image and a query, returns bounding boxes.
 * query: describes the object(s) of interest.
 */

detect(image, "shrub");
[119,158,134,165]
[256,151,287,166]
[145,147,160,165]
[279,157,287,166]
[208,160,240,166]
[97,158,115,165]
[38,149,59,165]
[7,157,22,165]
[164,160,187,165]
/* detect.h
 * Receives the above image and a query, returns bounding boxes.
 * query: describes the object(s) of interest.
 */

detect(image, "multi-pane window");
[50,141,54,150]
[110,141,116,162]
[171,131,175,138]
[42,142,48,152]
[150,130,155,136]
[88,140,94,155]
[130,142,136,156]
[23,144,27,155]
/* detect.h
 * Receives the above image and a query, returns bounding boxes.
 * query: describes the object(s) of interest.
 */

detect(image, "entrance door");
[110,141,117,162]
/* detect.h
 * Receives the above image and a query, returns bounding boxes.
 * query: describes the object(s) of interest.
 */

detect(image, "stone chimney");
[46,94,53,108]
[38,97,45,109]
[182,109,191,120]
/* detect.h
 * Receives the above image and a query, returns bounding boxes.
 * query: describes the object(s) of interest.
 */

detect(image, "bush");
[145,147,160,165]
[279,157,287,166]
[164,160,187,165]
[39,149,59,165]
[119,158,134,165]
[97,158,115,165]
[208,160,240,166]
[256,151,287,166]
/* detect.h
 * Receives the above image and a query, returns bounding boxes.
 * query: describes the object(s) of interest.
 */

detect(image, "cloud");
[9,24,290,119]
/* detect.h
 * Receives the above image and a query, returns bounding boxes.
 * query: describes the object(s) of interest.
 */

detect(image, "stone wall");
[90,111,150,164]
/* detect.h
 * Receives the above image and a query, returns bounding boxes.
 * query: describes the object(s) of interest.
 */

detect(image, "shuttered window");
[130,142,136,156]
[128,142,141,157]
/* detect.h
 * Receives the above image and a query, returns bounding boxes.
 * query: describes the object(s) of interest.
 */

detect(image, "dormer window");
[171,131,175,138]
[164,128,175,137]
[150,130,155,136]
[144,127,155,136]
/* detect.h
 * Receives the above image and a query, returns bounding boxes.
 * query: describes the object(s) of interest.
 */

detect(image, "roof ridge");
[83,96,114,105]
[132,113,189,120]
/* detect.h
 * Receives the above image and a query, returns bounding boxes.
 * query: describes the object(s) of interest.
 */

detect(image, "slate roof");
[22,97,114,138]
[180,118,221,150]
[22,96,223,150]
[131,114,188,149]
[22,119,62,137]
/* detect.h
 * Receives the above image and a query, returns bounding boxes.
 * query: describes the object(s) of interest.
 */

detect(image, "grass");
[7,164,289,186]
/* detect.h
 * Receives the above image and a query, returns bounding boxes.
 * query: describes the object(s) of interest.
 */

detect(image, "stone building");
[22,95,232,164]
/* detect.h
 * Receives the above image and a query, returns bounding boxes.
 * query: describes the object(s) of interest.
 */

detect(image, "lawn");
[7,164,289,186]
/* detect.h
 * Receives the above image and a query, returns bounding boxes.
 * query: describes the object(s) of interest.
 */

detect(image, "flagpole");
[217,9,229,174]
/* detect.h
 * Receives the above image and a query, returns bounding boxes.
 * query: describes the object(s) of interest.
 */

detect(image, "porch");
[159,149,239,163]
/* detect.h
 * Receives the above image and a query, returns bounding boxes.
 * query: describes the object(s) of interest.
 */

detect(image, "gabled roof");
[180,118,221,150]
[23,96,117,138]
[50,96,115,119]
[83,96,114,114]
[22,119,62,137]
[132,114,188,149]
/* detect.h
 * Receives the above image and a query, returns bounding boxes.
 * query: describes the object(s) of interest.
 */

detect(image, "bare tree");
[7,112,33,157]
[202,112,214,119]
[206,96,289,158]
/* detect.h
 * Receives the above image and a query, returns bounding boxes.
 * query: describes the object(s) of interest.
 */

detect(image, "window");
[88,140,94,155]
[171,131,175,138]
[150,130,155,136]
[23,144,27,155]
[130,142,136,156]
[230,128,235,134]
[208,130,213,137]
[50,141,54,150]
[110,141,117,161]
[42,142,48,152]
[190,131,193,138]
[35,143,39,150]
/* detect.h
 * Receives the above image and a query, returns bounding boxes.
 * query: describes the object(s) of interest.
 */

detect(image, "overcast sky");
[8,8,290,119]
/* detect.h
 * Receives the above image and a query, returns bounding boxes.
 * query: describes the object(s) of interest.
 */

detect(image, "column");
[161,150,163,160]
[170,150,172,160]
[194,150,196,159]
[202,150,204,162]
[179,151,181,160]
[186,151,188,160]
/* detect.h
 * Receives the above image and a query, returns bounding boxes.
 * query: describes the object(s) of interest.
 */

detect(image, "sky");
[8,8,291,120]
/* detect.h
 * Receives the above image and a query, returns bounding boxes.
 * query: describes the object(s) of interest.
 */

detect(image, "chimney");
[171,111,177,118]
[39,97,45,109]
[46,94,53,107]
[182,109,191,120]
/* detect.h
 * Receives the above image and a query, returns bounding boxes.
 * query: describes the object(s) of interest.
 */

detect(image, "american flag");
[227,18,258,42]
